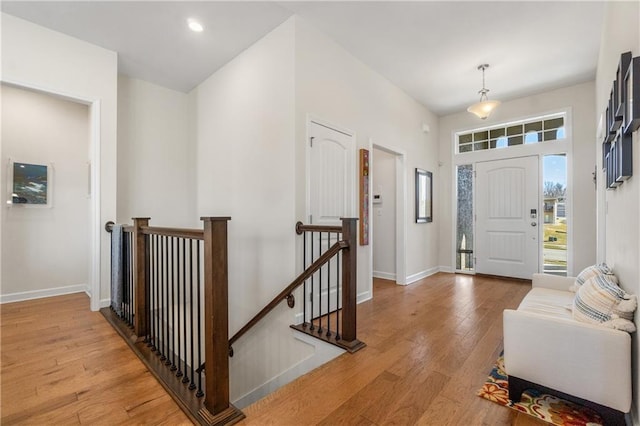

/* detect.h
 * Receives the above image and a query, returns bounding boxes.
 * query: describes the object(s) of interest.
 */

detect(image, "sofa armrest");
[503,309,631,412]
[532,273,575,291]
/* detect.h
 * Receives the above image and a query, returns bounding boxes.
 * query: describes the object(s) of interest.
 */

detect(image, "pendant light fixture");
[467,64,501,120]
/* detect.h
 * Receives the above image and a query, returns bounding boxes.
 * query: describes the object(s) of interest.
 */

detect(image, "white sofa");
[503,273,631,425]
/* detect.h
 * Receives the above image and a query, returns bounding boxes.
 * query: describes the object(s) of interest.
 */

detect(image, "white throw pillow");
[573,274,636,332]
[569,263,618,292]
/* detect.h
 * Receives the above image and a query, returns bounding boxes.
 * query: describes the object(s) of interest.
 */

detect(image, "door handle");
[531,222,537,227]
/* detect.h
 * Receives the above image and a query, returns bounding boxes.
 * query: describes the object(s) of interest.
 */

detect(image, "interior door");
[308,121,355,318]
[475,156,539,279]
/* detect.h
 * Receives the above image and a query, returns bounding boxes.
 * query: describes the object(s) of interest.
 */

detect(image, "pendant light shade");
[468,64,500,119]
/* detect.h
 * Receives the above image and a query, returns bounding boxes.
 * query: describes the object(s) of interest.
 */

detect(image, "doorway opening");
[371,143,406,286]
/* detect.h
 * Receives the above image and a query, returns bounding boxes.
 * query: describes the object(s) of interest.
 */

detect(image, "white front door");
[475,156,539,279]
[308,120,355,318]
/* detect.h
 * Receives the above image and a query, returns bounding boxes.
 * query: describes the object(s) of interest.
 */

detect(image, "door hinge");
[310,136,315,147]
[309,292,313,302]
[309,214,313,224]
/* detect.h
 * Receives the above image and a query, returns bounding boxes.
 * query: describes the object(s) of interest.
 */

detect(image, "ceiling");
[1,1,605,116]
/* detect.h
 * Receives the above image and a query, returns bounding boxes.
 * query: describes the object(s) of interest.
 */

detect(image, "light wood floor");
[1,274,546,425]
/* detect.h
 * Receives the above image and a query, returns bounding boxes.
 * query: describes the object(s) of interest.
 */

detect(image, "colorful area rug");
[477,354,603,426]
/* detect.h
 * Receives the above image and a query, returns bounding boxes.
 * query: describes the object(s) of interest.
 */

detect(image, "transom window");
[457,114,566,154]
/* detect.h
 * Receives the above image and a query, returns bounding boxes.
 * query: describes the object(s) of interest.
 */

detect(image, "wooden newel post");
[199,217,244,425]
[340,218,365,352]
[132,217,150,340]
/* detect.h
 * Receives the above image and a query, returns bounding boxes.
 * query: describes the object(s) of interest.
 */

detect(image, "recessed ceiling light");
[188,19,204,33]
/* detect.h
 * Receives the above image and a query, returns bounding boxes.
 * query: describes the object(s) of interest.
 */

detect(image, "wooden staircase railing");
[103,217,243,426]
[228,218,365,355]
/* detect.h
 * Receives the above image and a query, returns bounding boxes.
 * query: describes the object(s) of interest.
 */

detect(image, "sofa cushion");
[573,274,637,332]
[517,287,574,320]
[570,263,617,292]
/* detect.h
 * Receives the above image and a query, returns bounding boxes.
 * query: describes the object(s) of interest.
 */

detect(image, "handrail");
[228,240,347,349]
[141,225,204,240]
[295,221,342,234]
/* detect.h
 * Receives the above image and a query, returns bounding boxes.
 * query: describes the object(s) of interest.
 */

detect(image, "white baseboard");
[232,329,344,408]
[372,271,396,281]
[0,284,88,304]
[439,266,455,273]
[100,298,111,308]
[405,266,440,284]
[357,289,372,304]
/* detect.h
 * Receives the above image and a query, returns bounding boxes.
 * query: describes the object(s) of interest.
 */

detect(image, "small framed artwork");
[359,149,369,245]
[7,159,53,207]
[609,86,622,133]
[614,132,633,183]
[624,56,640,134]
[604,105,615,142]
[616,52,632,120]
[415,168,432,223]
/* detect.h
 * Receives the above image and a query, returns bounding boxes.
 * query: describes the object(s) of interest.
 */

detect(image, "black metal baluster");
[154,234,161,353]
[121,233,127,321]
[130,232,135,327]
[181,238,188,383]
[326,232,331,338]
[318,231,323,335]
[303,231,307,328]
[164,236,171,365]
[161,235,168,361]
[144,233,150,343]
[196,242,204,398]
[176,238,183,378]
[169,237,175,369]
[336,248,341,341]
[310,231,315,331]
[149,235,156,349]
[189,239,196,391]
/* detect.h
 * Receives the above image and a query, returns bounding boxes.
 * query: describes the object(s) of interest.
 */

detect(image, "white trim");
[100,298,111,309]
[370,141,408,286]
[439,266,455,273]
[406,266,440,284]
[231,329,344,409]
[1,78,102,312]
[372,271,396,280]
[1,284,88,304]
[451,107,574,278]
[357,289,372,304]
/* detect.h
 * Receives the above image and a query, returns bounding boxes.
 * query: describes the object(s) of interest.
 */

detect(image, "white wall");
[1,85,89,300]
[1,13,118,308]
[192,18,314,404]
[117,76,194,227]
[372,147,396,279]
[438,81,597,274]
[294,17,439,290]
[594,1,640,421]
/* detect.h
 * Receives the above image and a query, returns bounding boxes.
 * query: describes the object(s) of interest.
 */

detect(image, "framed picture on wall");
[624,56,640,134]
[415,168,432,223]
[6,159,53,207]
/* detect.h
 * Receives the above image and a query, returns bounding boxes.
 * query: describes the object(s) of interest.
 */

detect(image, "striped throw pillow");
[570,263,618,292]
[573,274,637,332]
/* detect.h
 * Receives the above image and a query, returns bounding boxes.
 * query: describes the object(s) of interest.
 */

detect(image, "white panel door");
[308,121,355,319]
[309,121,355,225]
[475,156,539,279]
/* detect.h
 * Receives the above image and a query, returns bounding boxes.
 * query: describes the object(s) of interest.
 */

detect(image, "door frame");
[370,140,408,285]
[2,78,102,311]
[451,108,574,277]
